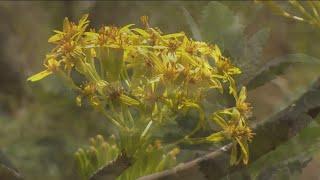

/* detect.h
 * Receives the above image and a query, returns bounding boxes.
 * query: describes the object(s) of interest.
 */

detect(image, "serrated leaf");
[245,28,270,62]
[237,28,271,86]
[200,1,244,54]
[246,109,320,178]
[247,54,320,90]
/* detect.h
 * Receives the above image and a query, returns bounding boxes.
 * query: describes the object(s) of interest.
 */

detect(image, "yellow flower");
[167,39,181,53]
[169,147,180,159]
[45,57,60,72]
[216,56,241,75]
[195,41,212,55]
[208,109,254,165]
[82,83,96,96]
[98,26,120,46]
[140,15,150,28]
[184,40,198,55]
[27,56,60,82]
[48,14,89,44]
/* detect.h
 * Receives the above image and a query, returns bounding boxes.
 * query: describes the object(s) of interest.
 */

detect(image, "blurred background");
[1,1,320,179]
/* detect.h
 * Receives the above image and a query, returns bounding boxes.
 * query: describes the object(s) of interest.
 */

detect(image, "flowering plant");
[28,14,253,179]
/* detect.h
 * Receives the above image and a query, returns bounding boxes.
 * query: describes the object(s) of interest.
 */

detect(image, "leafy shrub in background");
[262,0,320,28]
[28,14,253,179]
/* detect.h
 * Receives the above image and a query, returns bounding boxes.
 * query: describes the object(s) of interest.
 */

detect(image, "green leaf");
[237,28,271,86]
[99,47,124,82]
[27,70,52,82]
[247,54,320,90]
[181,6,202,40]
[247,121,320,178]
[200,1,244,54]
[244,28,270,63]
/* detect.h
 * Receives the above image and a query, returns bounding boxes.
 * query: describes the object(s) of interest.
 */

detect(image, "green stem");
[141,120,153,139]
[99,106,126,131]
[170,122,202,146]
[99,58,105,80]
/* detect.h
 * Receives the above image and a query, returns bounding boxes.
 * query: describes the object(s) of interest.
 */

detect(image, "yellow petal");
[211,114,228,129]
[226,74,237,98]
[76,96,82,107]
[119,94,140,106]
[180,52,198,67]
[78,14,89,27]
[162,32,185,39]
[238,86,247,103]
[48,33,63,43]
[206,131,225,142]
[120,24,135,32]
[236,138,249,164]
[132,28,150,37]
[27,70,52,82]
[63,17,70,32]
[230,142,238,165]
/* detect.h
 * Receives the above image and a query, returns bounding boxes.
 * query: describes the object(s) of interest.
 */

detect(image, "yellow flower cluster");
[28,14,253,165]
